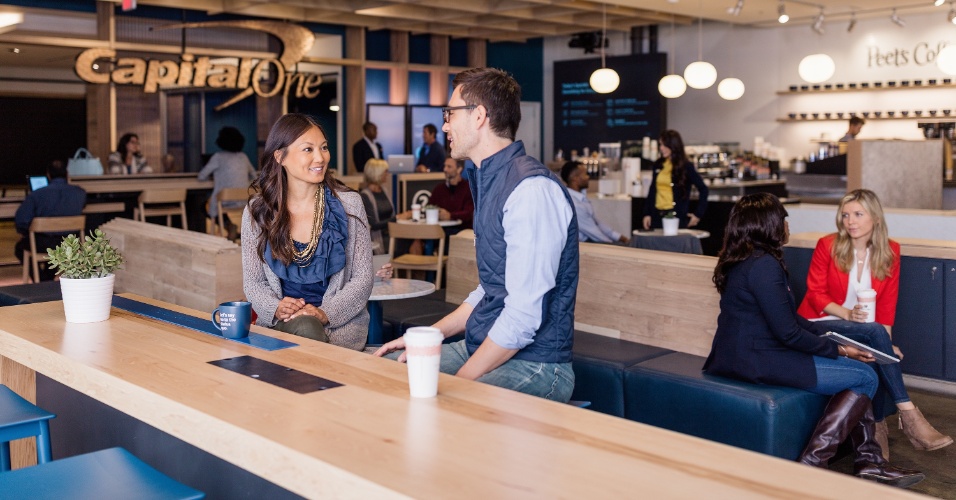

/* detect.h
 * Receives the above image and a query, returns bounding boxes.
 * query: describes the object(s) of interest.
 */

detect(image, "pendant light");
[589,3,620,94]
[683,4,716,90]
[658,18,687,98]
[938,45,956,75]
[798,53,835,83]
[717,23,744,100]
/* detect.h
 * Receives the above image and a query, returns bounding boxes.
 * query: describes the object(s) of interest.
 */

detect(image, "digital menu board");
[554,53,666,155]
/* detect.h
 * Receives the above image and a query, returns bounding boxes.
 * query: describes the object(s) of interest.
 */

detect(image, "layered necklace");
[290,186,326,266]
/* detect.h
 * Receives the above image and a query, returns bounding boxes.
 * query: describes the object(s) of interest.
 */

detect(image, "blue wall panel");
[366,68,391,104]
[487,38,543,102]
[408,71,431,105]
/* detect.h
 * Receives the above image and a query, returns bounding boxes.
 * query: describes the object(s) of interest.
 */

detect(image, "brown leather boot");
[798,390,870,467]
[852,404,925,488]
[899,407,953,452]
[875,419,890,461]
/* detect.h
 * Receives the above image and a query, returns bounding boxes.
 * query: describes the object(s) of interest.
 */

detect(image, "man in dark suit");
[415,123,446,172]
[352,122,383,173]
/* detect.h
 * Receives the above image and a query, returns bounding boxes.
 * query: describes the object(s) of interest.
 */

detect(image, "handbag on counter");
[67,147,104,176]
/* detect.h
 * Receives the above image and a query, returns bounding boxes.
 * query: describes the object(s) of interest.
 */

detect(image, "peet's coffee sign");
[75,20,321,110]
[867,40,951,68]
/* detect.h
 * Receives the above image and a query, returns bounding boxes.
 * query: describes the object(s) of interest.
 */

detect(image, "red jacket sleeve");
[874,241,901,326]
[797,234,842,319]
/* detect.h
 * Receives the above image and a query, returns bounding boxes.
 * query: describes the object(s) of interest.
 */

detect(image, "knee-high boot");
[852,404,925,488]
[798,390,870,467]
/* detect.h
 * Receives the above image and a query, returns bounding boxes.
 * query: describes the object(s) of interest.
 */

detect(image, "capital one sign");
[75,20,322,110]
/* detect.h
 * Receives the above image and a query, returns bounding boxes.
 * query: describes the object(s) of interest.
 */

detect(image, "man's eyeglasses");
[442,105,477,123]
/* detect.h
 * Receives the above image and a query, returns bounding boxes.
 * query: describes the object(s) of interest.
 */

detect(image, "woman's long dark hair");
[249,113,347,265]
[659,129,689,197]
[116,133,139,159]
[713,193,789,294]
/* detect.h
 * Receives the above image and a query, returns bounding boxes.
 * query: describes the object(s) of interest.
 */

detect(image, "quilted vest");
[465,141,578,363]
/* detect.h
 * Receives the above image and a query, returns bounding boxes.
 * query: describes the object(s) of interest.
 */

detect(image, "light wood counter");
[70,173,213,194]
[0,294,919,498]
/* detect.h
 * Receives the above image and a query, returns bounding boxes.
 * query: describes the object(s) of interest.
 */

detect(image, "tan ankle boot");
[899,407,953,451]
[875,420,890,461]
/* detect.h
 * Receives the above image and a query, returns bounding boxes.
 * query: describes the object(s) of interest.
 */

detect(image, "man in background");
[15,161,86,280]
[415,123,446,172]
[352,122,383,173]
[840,116,865,142]
[425,157,473,232]
[561,161,628,245]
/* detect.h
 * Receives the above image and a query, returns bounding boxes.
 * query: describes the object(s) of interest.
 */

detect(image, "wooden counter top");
[71,173,213,194]
[0,295,919,499]
[789,231,956,260]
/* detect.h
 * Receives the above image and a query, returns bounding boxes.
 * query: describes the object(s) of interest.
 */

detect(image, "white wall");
[543,12,956,166]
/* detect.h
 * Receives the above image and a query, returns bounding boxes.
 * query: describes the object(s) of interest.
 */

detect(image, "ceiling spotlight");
[891,9,905,27]
[949,2,956,23]
[777,2,789,23]
[847,12,857,32]
[811,9,825,34]
[727,0,744,16]
[936,0,946,6]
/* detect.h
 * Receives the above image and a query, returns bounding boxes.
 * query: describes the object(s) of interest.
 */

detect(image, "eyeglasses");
[442,105,477,123]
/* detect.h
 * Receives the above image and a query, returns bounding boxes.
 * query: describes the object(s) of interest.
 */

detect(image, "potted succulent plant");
[661,210,680,236]
[47,229,124,323]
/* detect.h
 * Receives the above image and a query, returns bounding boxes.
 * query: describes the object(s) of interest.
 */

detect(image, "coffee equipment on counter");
[917,121,956,180]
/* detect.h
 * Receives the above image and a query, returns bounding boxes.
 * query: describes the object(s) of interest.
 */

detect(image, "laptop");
[387,154,417,174]
[27,175,48,192]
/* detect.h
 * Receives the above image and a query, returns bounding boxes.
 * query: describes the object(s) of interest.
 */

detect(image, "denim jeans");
[817,319,909,419]
[807,355,878,400]
[389,340,575,402]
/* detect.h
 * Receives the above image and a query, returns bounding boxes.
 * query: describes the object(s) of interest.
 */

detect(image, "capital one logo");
[74,20,320,110]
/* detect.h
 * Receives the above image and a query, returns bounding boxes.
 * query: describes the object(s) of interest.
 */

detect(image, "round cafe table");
[629,228,710,255]
[367,278,436,345]
[630,228,710,239]
[396,218,462,227]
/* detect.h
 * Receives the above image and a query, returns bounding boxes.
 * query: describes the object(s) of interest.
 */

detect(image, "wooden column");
[389,31,409,105]
[467,39,487,68]
[430,35,449,105]
[86,1,114,162]
[344,26,367,175]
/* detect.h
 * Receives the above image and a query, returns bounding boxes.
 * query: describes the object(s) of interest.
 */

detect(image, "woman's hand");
[892,345,904,360]
[376,263,393,281]
[373,337,407,362]
[845,304,867,323]
[842,344,875,363]
[275,297,305,321]
[288,304,328,324]
[688,214,700,227]
[642,215,651,230]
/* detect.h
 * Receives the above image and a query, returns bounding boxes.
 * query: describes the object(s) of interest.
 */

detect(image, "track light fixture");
[811,8,824,34]
[777,1,789,24]
[949,2,956,24]
[890,9,905,27]
[727,0,744,16]
[847,12,856,32]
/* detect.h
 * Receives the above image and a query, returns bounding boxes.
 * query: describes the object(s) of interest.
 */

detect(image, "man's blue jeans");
[817,319,909,420]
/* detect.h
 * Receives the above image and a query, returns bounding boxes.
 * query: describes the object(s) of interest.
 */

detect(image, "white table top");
[632,228,711,239]
[370,278,436,301]
[397,218,462,227]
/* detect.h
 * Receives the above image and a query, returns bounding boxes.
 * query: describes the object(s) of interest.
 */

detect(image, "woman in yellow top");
[642,130,709,230]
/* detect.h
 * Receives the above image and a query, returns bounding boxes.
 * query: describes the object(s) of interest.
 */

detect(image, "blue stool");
[0,384,54,471]
[0,447,204,499]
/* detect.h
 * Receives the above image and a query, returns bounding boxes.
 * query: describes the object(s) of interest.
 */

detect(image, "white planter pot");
[60,275,115,323]
[662,217,679,236]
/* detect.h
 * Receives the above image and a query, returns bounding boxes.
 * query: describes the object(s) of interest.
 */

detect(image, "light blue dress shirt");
[463,177,573,350]
[566,188,621,243]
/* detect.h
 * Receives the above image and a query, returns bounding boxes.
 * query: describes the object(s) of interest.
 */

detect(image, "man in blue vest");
[376,68,578,402]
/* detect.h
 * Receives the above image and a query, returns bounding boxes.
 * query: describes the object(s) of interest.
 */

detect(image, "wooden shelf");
[777,82,956,95]
[777,114,953,122]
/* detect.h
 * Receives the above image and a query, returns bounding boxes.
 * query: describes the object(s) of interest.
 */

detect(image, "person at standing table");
[14,161,86,281]
[198,126,257,241]
[560,161,628,245]
[242,113,373,349]
[376,67,579,402]
[797,189,952,458]
[397,157,474,232]
[108,133,153,174]
[415,123,446,173]
[642,130,708,230]
[360,159,395,255]
[840,116,865,142]
[351,122,383,174]
[704,193,924,488]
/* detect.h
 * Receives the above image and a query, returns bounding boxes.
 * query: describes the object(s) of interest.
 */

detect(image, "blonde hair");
[363,159,389,186]
[833,189,894,280]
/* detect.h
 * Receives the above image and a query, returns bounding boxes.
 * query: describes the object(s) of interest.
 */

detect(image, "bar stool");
[0,384,54,472]
[0,447,204,499]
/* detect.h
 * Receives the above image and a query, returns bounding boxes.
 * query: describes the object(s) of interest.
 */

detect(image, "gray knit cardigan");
[241,190,373,350]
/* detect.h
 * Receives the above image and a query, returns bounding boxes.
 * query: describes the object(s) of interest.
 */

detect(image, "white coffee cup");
[411,204,422,222]
[856,289,877,323]
[403,327,444,398]
[425,207,440,224]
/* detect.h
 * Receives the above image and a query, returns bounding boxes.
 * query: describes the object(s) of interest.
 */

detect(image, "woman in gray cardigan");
[242,114,373,350]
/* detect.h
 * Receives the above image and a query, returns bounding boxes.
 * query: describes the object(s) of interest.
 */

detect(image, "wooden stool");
[0,447,204,499]
[0,384,55,472]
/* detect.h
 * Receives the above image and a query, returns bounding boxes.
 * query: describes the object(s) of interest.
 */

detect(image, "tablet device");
[824,332,900,364]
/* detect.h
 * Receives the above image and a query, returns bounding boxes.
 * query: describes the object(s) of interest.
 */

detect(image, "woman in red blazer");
[797,189,951,457]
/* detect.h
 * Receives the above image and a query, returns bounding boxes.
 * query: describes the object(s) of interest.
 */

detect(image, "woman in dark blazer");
[703,193,922,488]
[642,130,708,230]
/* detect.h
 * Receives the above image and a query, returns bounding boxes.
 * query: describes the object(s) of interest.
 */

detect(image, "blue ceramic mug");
[211,301,252,339]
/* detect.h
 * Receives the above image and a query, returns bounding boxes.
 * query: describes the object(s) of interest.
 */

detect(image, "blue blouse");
[265,186,348,307]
